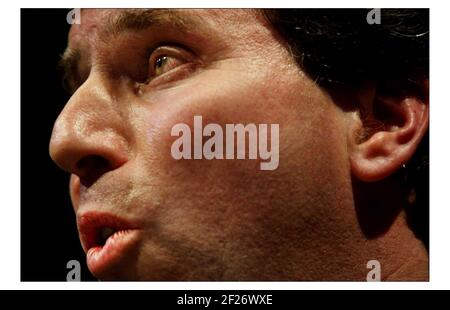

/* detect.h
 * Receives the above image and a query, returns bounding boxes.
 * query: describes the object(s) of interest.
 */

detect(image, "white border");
[2,0,449,290]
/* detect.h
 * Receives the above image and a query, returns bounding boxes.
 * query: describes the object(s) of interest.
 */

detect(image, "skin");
[49,9,429,280]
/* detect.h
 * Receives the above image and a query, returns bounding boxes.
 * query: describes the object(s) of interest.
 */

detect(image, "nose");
[49,73,129,186]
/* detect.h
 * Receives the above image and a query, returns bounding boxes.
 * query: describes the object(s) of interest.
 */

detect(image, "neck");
[286,176,428,280]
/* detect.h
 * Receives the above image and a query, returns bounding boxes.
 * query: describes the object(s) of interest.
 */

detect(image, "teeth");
[100,227,116,243]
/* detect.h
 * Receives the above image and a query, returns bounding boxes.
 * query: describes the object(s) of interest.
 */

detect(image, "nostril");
[75,155,112,187]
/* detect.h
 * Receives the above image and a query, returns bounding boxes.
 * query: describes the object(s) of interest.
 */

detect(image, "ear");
[348,81,429,182]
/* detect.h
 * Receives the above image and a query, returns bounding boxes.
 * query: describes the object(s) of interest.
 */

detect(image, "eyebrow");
[59,9,195,93]
[101,9,192,40]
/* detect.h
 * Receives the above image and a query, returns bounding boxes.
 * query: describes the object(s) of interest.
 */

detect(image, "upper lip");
[77,211,140,252]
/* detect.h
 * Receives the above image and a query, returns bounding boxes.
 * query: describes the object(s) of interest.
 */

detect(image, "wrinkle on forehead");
[67,9,264,47]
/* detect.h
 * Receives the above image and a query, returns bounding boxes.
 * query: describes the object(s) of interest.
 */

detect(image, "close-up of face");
[48,9,429,281]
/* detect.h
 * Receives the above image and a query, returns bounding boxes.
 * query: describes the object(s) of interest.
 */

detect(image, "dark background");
[21,9,95,281]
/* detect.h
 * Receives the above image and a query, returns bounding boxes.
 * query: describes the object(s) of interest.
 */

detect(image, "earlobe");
[349,93,429,182]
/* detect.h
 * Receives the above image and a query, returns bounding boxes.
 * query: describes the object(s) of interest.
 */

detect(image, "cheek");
[141,69,298,147]
[130,68,346,229]
[136,71,288,174]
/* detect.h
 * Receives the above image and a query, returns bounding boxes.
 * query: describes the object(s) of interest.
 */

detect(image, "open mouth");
[96,227,131,247]
[77,212,141,277]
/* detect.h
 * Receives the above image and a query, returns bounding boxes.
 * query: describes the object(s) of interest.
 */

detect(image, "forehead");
[68,9,263,48]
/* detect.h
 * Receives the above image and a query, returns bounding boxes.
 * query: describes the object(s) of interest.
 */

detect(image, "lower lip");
[86,229,140,277]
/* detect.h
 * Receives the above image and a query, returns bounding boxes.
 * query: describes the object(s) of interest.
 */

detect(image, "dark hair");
[265,9,429,247]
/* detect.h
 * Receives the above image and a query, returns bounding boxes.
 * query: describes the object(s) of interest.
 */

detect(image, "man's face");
[50,9,351,280]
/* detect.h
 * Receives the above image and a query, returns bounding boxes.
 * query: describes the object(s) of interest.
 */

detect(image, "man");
[49,9,429,280]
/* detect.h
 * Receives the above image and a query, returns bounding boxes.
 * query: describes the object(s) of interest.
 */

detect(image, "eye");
[152,55,182,77]
[146,46,192,81]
